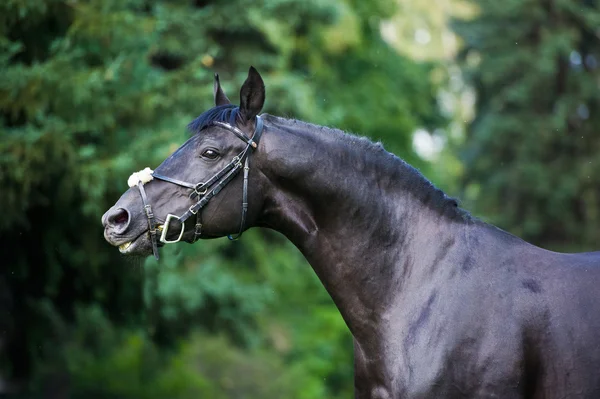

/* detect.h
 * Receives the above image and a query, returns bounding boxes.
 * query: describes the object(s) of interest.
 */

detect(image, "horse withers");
[103,67,600,398]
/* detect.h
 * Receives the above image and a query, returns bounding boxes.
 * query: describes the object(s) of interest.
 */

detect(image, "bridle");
[135,114,264,260]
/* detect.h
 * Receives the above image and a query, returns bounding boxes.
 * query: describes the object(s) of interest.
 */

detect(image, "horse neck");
[256,118,470,335]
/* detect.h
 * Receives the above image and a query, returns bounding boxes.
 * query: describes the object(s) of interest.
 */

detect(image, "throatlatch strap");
[137,181,160,260]
[228,156,250,240]
[226,116,262,240]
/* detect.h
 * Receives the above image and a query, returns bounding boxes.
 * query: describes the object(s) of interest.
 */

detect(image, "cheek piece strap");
[127,116,264,260]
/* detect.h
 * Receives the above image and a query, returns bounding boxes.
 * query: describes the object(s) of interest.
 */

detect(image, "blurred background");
[1,0,599,397]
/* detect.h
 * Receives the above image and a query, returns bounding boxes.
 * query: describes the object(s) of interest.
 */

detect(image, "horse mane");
[263,115,472,223]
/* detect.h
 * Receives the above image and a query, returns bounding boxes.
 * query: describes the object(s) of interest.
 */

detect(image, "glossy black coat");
[103,68,600,398]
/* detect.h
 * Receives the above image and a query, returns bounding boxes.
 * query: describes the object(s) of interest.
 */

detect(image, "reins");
[134,115,264,260]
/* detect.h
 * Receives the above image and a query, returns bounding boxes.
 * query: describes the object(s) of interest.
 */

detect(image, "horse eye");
[201,149,219,159]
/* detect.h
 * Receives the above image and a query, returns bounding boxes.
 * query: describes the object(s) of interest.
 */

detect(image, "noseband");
[134,115,264,260]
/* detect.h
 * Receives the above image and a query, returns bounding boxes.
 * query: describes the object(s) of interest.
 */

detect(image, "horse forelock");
[187,104,239,134]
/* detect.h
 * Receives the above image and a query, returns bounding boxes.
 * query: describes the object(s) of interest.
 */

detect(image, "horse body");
[103,68,600,398]
[386,231,600,399]
[257,115,600,398]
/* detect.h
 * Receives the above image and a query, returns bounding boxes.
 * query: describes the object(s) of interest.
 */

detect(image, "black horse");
[103,67,600,398]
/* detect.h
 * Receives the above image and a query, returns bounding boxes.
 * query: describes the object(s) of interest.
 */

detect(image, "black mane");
[264,115,471,222]
[187,104,239,134]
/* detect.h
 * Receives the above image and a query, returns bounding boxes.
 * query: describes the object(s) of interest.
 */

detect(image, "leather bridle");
[136,115,264,260]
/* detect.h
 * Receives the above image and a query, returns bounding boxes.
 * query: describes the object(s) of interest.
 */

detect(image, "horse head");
[102,67,268,258]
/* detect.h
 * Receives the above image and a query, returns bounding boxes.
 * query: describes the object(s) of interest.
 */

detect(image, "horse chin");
[117,231,155,256]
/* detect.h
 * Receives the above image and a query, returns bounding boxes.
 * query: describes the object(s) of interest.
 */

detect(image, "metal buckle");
[160,214,185,244]
[144,204,154,218]
[194,184,207,196]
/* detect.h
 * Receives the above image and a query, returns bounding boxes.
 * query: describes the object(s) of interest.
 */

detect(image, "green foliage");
[1,0,441,395]
[453,0,600,251]
[32,306,331,399]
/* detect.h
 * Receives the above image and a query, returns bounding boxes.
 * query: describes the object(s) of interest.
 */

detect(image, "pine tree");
[1,0,442,394]
[454,0,600,251]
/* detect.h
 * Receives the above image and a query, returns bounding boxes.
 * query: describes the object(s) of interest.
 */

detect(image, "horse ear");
[213,73,231,106]
[239,66,265,122]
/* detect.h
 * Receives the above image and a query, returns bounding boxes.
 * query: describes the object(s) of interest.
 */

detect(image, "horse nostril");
[107,208,130,230]
[114,210,128,224]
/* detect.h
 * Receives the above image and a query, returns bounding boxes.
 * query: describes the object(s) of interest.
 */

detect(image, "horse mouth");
[117,225,164,255]
[119,241,134,252]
